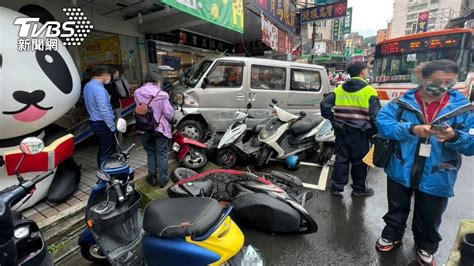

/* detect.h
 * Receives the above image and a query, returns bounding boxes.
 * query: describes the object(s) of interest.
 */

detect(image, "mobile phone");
[431,124,449,131]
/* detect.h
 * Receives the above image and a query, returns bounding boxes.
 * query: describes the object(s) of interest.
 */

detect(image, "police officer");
[320,62,381,196]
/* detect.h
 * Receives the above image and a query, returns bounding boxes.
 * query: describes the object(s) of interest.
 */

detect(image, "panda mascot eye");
[35,50,73,94]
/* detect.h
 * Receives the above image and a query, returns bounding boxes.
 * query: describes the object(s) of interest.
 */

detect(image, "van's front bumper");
[172,106,199,124]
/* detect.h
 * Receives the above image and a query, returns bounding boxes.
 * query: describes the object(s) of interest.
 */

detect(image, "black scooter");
[0,137,55,266]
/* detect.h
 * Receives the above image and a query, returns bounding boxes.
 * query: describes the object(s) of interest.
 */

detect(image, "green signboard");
[342,7,352,34]
[345,47,351,62]
[162,0,244,33]
[353,48,363,55]
[332,19,342,41]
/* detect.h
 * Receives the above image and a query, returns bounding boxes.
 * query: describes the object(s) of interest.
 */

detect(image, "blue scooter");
[78,119,245,265]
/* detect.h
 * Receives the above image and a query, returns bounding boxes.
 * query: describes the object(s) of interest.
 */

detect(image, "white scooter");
[255,99,335,168]
[216,103,267,168]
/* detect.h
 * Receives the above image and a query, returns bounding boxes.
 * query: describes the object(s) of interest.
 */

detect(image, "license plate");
[172,143,180,152]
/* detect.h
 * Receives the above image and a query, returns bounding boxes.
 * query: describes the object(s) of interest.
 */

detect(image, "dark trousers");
[382,178,448,253]
[90,121,116,168]
[140,131,169,183]
[331,127,370,192]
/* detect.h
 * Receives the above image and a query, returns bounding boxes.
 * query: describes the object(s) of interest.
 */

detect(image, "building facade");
[390,0,464,38]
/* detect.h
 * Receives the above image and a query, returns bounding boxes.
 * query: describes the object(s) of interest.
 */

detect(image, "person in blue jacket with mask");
[375,60,474,265]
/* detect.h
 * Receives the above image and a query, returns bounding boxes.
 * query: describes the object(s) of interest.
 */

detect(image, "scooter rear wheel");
[216,148,238,168]
[80,243,108,264]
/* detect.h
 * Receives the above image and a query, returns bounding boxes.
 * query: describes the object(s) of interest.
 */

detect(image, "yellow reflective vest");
[334,78,378,121]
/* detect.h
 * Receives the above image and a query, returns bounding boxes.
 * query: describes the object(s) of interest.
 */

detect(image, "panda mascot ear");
[18,4,56,24]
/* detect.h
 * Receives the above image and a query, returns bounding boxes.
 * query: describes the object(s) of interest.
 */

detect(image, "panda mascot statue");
[0,6,81,211]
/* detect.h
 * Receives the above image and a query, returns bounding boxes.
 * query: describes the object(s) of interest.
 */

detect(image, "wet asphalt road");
[62,156,474,265]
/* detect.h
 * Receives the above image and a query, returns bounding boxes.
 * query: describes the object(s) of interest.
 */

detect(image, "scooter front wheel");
[181,148,208,170]
[80,243,108,264]
[255,146,271,169]
[216,148,238,168]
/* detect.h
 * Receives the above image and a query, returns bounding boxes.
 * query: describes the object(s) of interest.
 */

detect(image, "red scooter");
[172,131,208,170]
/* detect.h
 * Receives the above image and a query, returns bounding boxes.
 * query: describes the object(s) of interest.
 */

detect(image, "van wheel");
[178,120,206,141]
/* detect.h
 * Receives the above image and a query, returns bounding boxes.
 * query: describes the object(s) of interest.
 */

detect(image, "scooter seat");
[289,118,322,136]
[143,197,223,238]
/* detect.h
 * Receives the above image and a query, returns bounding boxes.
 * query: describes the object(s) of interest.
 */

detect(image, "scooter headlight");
[260,131,271,140]
[14,226,30,239]
[173,93,185,105]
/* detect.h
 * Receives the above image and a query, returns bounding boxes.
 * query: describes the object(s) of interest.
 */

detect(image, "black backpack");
[134,91,163,133]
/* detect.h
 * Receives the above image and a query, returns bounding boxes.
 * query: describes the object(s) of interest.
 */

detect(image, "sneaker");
[330,187,342,196]
[416,249,436,266]
[375,237,402,252]
[352,187,375,197]
[146,174,158,187]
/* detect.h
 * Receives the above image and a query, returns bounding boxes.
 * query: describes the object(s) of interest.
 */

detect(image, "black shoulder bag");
[372,106,405,168]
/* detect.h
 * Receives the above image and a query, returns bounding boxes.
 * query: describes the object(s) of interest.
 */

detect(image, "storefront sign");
[342,7,352,34]
[261,15,292,54]
[351,55,365,62]
[161,0,244,33]
[146,30,234,52]
[79,35,121,71]
[416,11,429,33]
[313,42,327,54]
[332,19,341,41]
[301,0,348,23]
[250,0,297,34]
[234,40,271,56]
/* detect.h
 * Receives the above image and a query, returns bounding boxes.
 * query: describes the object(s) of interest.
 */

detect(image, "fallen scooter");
[172,130,208,170]
[0,137,55,265]
[171,104,209,170]
[255,99,335,168]
[78,119,245,265]
[215,103,268,168]
[169,167,318,234]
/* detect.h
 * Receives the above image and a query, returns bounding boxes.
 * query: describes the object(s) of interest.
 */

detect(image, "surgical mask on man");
[424,85,448,97]
[104,78,111,85]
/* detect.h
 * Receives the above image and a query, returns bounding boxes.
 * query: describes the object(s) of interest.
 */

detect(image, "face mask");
[410,73,418,84]
[104,78,111,85]
[424,85,448,97]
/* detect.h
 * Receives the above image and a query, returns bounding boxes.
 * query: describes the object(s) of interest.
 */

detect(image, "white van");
[171,57,331,140]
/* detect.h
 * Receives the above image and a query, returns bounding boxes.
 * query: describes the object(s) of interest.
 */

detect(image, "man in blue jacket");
[375,60,474,265]
[84,65,116,168]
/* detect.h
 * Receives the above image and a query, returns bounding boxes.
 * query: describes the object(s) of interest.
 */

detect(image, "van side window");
[250,65,286,90]
[206,62,243,88]
[290,69,322,92]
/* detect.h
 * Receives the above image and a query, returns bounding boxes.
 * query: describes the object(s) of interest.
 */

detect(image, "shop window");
[290,69,322,92]
[250,65,286,90]
[206,62,243,88]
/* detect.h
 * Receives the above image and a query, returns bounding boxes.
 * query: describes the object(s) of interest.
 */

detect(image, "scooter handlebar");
[112,181,125,202]
[123,143,136,155]
[31,170,54,185]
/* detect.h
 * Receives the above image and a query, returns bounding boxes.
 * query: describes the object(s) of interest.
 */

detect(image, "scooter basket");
[232,192,301,233]
[87,191,143,265]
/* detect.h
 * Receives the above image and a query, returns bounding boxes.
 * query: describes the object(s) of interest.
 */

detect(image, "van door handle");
[249,92,256,101]
[236,92,245,100]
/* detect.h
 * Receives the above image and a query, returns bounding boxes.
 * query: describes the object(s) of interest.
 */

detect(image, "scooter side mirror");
[271,99,278,104]
[20,137,44,155]
[117,118,127,133]
[246,103,252,110]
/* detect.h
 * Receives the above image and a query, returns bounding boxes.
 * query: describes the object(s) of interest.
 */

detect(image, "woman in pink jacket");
[134,72,174,187]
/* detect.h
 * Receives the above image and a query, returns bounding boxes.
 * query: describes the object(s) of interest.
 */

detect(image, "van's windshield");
[186,60,213,87]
